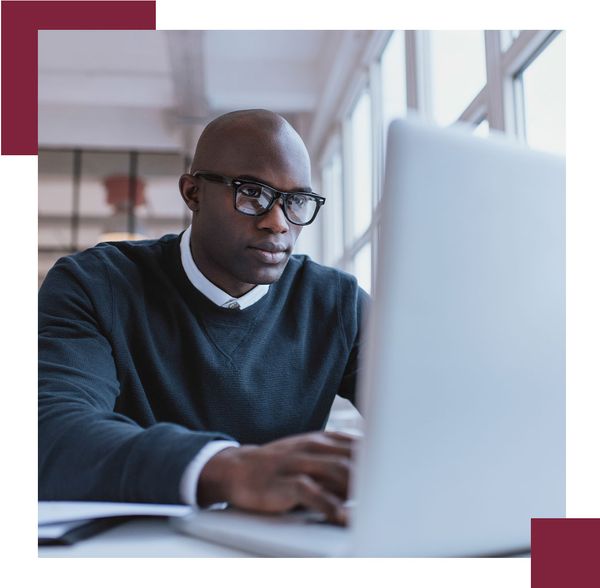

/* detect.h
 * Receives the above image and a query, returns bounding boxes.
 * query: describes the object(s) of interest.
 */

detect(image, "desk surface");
[38,518,532,558]
[38,518,251,558]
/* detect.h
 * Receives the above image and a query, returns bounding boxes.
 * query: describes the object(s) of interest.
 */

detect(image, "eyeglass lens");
[235,182,318,225]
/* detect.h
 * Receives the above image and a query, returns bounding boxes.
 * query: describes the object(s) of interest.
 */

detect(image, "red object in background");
[104,175,146,208]
[532,519,600,588]
[1,1,156,155]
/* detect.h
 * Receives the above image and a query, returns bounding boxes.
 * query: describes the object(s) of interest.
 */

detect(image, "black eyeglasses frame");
[192,170,325,226]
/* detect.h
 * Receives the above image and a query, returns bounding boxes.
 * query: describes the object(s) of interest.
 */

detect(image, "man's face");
[180,118,312,297]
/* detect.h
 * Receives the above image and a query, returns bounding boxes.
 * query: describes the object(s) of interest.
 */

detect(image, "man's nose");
[256,199,289,233]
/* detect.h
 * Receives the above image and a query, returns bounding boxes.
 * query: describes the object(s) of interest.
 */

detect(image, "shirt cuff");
[179,440,240,507]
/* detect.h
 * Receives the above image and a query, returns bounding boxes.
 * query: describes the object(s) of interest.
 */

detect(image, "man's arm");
[196,431,355,525]
[191,282,369,524]
[40,254,357,518]
[38,254,235,504]
[337,286,370,409]
[179,440,239,505]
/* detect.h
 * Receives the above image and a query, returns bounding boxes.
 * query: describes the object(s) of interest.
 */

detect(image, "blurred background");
[38,29,565,429]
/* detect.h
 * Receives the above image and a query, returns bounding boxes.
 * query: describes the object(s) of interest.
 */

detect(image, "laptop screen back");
[350,119,565,557]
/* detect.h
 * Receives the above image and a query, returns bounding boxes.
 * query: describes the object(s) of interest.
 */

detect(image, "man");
[38,109,368,526]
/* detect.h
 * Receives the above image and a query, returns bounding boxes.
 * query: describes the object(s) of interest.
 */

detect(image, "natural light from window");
[321,151,344,266]
[430,30,487,126]
[354,242,372,294]
[473,118,490,137]
[349,90,373,238]
[522,32,565,155]
[381,31,406,150]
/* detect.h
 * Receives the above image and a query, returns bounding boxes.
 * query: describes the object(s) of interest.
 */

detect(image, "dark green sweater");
[38,232,368,504]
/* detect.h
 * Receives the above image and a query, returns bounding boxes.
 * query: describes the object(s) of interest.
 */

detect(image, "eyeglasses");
[192,171,325,226]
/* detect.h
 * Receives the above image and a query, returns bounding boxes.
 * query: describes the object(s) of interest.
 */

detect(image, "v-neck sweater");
[38,232,368,504]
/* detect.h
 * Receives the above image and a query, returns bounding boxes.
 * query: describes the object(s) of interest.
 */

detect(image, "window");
[348,89,373,239]
[78,151,133,248]
[321,150,344,266]
[38,148,187,284]
[501,30,520,52]
[38,150,74,216]
[520,32,565,154]
[354,242,372,294]
[316,29,564,303]
[138,153,190,238]
[474,118,490,137]
[429,31,487,126]
[38,150,74,253]
[380,31,406,148]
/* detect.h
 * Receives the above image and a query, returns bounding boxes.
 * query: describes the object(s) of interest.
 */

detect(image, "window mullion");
[512,74,528,143]
[369,60,384,206]
[369,60,383,295]
[484,30,509,133]
[456,86,488,125]
[501,30,557,77]
[341,117,354,273]
[405,30,429,116]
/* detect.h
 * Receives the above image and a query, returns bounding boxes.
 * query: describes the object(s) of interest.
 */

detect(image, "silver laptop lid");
[350,118,565,557]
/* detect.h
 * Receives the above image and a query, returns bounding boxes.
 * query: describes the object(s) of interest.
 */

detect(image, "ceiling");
[37,30,359,156]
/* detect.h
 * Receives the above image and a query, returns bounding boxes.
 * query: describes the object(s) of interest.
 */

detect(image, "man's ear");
[179,174,200,212]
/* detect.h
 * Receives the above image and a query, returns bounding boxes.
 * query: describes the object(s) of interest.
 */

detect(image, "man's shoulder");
[42,233,181,293]
[54,233,179,273]
[77,233,178,263]
[285,255,360,299]
[285,254,359,290]
[280,256,367,342]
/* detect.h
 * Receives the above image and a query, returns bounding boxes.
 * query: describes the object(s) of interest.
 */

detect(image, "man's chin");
[250,265,287,285]
[243,257,290,285]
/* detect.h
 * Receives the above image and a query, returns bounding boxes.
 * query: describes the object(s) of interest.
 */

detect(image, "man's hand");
[197,431,356,526]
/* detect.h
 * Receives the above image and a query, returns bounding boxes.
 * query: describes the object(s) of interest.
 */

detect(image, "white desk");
[38,517,532,558]
[38,518,251,558]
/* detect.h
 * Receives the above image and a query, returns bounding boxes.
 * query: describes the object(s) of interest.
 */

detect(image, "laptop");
[171,118,566,557]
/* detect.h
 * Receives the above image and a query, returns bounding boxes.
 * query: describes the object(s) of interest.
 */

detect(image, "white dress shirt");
[178,225,269,506]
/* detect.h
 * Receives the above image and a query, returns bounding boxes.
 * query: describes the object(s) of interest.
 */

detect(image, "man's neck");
[190,243,255,298]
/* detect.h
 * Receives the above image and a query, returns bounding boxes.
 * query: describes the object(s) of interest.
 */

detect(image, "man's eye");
[290,194,308,208]
[239,184,262,198]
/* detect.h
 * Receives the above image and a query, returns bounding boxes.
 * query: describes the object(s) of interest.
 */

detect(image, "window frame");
[315,29,562,297]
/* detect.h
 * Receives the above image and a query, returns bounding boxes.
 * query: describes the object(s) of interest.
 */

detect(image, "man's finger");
[323,430,362,443]
[300,434,355,457]
[289,474,346,526]
[282,454,351,499]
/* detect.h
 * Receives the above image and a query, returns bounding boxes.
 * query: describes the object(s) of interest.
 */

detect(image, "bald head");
[191,109,311,184]
[179,109,317,296]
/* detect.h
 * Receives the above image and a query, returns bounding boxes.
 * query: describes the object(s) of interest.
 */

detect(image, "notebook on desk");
[39,501,192,546]
[172,118,566,557]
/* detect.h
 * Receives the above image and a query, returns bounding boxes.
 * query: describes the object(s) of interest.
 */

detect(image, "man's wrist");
[196,446,242,507]
[180,440,240,506]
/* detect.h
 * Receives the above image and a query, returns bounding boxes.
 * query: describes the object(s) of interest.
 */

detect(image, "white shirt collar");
[179,225,269,310]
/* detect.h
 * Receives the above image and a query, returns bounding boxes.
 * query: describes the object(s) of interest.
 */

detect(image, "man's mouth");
[248,243,289,265]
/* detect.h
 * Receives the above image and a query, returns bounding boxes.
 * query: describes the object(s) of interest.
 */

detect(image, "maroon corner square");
[1,1,156,155]
[532,518,600,587]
